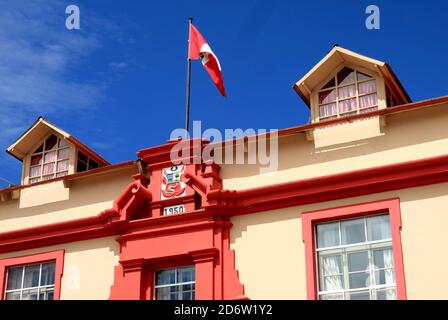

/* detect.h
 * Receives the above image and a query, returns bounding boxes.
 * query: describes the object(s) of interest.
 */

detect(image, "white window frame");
[317,67,379,121]
[154,266,195,300]
[4,261,56,300]
[28,134,70,184]
[315,214,396,300]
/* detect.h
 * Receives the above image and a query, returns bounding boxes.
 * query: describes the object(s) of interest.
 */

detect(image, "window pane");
[89,161,99,169]
[39,287,55,300]
[316,222,340,248]
[29,166,41,178]
[319,89,337,104]
[373,248,394,269]
[57,160,69,172]
[44,151,57,163]
[323,275,344,291]
[6,266,23,290]
[319,103,337,119]
[348,251,369,272]
[23,264,40,288]
[376,288,396,300]
[341,218,365,245]
[347,290,370,300]
[30,154,43,166]
[338,85,356,99]
[338,98,357,114]
[40,262,55,286]
[42,175,54,181]
[58,148,70,160]
[374,269,395,285]
[29,178,40,184]
[155,286,179,300]
[34,143,44,153]
[320,254,343,276]
[21,289,39,300]
[337,67,356,86]
[56,172,68,178]
[357,71,372,81]
[319,293,343,300]
[367,215,391,241]
[359,93,378,109]
[5,292,21,300]
[358,80,376,94]
[156,269,176,286]
[58,139,68,148]
[45,135,58,151]
[349,272,370,289]
[78,152,88,163]
[43,163,55,175]
[322,77,336,89]
[77,160,87,172]
[178,266,195,283]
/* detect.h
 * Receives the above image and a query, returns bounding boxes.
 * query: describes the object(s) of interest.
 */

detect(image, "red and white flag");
[188,23,226,97]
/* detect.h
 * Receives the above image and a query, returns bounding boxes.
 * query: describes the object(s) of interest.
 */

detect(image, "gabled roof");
[293,45,411,108]
[6,116,110,166]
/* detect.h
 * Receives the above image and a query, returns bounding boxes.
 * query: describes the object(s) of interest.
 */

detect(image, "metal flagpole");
[185,17,193,139]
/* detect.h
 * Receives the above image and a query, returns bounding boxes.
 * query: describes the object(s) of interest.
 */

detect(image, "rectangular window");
[315,214,396,300]
[154,266,195,300]
[4,262,56,300]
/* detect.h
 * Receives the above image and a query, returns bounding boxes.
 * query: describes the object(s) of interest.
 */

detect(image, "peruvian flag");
[188,23,226,97]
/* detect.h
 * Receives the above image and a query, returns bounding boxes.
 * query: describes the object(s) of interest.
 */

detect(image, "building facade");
[1,46,448,300]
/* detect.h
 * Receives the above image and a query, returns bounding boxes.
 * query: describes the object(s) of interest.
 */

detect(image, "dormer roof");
[6,116,110,166]
[293,45,411,108]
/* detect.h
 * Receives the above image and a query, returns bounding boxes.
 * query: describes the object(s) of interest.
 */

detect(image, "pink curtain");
[339,98,356,114]
[58,148,70,160]
[360,93,378,109]
[319,89,337,104]
[44,151,57,163]
[57,160,69,172]
[338,85,356,99]
[320,103,336,118]
[43,163,55,175]
[29,166,41,178]
[358,80,376,95]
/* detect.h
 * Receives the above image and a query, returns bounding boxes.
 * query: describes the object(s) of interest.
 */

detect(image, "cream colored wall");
[0,237,119,300]
[222,103,448,190]
[230,182,448,300]
[0,167,136,233]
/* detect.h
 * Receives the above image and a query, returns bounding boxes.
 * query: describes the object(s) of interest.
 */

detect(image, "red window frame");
[0,250,65,300]
[301,198,406,300]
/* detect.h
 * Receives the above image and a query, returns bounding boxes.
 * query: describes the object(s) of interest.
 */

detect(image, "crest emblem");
[161,165,186,200]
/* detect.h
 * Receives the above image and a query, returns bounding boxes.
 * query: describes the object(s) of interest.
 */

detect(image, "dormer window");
[318,67,378,121]
[29,134,70,184]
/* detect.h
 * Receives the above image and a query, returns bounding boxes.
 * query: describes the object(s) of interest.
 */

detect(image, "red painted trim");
[208,153,448,216]
[0,153,447,255]
[0,250,64,300]
[301,198,406,300]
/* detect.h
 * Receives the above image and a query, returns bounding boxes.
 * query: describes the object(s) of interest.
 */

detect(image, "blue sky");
[0,0,447,186]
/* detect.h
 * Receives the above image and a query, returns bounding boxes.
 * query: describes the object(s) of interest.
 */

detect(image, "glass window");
[76,152,101,173]
[316,214,396,300]
[4,262,56,300]
[317,67,378,121]
[28,134,70,184]
[154,266,195,300]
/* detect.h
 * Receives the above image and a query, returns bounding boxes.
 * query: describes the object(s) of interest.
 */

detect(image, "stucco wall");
[222,103,448,190]
[0,167,135,233]
[230,182,448,300]
[0,236,119,300]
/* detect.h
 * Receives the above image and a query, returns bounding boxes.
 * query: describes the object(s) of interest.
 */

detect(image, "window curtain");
[358,80,376,94]
[321,255,343,291]
[338,85,356,99]
[360,94,378,109]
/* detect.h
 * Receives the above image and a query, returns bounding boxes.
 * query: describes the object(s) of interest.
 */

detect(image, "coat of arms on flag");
[161,165,186,200]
